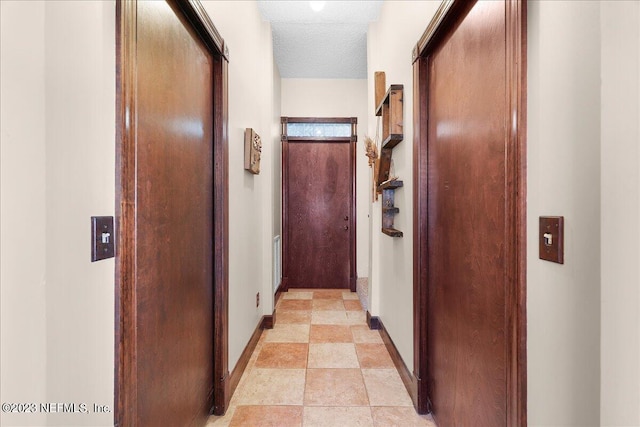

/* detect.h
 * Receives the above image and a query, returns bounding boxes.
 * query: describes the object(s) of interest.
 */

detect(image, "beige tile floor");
[207,289,436,427]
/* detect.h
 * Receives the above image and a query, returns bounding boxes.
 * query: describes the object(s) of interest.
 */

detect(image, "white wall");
[366,0,440,371]
[528,1,602,425]
[0,2,48,426]
[273,62,282,247]
[43,2,116,425]
[201,1,280,370]
[600,1,640,425]
[1,1,116,426]
[280,78,370,278]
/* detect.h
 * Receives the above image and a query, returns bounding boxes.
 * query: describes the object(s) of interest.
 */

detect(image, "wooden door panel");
[427,1,508,425]
[286,141,351,289]
[135,2,213,425]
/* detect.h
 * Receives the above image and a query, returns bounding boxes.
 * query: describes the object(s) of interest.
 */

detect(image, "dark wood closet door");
[284,140,352,289]
[427,1,509,425]
[135,2,214,425]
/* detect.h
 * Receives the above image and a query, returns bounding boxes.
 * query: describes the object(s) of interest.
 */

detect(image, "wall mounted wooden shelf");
[375,84,404,187]
[375,84,404,148]
[380,179,403,237]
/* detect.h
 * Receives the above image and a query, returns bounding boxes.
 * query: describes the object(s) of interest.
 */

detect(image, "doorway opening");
[281,117,358,292]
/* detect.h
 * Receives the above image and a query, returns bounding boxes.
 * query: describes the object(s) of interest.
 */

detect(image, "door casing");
[281,117,357,292]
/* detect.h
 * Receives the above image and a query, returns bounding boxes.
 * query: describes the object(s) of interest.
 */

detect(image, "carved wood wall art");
[244,128,262,174]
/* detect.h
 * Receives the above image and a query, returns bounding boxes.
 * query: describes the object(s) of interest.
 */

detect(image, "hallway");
[2,1,640,426]
[207,289,435,426]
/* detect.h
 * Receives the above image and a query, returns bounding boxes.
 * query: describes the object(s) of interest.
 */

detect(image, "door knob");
[344,225,349,230]
[344,216,349,221]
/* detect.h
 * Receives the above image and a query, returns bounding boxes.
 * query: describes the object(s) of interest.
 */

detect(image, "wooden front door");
[116,0,230,425]
[413,0,527,425]
[282,118,356,291]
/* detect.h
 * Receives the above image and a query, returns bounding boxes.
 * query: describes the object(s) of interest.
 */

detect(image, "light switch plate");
[92,216,115,262]
[539,216,564,264]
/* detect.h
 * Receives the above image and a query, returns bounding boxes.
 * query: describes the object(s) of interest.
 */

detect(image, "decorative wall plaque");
[244,128,262,174]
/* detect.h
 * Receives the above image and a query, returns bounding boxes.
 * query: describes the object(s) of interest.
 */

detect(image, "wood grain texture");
[115,0,230,424]
[412,54,430,415]
[212,46,230,416]
[377,148,392,185]
[412,0,457,63]
[115,2,138,425]
[281,117,357,291]
[388,87,404,142]
[280,117,357,292]
[411,0,527,425]
[504,1,528,424]
[284,139,353,289]
[135,2,214,425]
[183,0,226,57]
[427,2,508,425]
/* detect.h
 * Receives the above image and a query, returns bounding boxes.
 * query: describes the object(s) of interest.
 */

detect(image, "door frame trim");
[281,117,357,292]
[411,1,527,424]
[114,1,230,424]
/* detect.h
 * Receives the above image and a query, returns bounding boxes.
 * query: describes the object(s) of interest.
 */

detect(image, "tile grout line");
[209,289,435,426]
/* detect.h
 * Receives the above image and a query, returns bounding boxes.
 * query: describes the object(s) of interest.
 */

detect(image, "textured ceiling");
[257,1,383,79]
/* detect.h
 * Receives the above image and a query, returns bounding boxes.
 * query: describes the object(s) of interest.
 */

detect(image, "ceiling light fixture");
[309,1,326,12]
